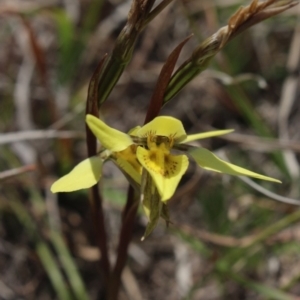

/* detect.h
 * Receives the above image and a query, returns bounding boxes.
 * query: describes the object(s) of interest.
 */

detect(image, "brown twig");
[0,165,36,182]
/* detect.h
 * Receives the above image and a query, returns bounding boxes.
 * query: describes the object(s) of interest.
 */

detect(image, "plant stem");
[90,185,111,281]
[86,56,111,284]
[107,186,139,300]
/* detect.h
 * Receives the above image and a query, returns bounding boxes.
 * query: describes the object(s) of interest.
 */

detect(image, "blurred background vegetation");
[0,0,300,299]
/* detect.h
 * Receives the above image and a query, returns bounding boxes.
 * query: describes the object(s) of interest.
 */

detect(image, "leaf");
[144,35,192,123]
[189,147,281,183]
[51,156,103,192]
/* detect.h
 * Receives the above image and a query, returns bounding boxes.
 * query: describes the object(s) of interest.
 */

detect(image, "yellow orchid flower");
[131,116,280,199]
[51,114,280,238]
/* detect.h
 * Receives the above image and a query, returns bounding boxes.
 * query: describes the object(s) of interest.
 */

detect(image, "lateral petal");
[190,148,281,183]
[86,114,133,152]
[51,156,103,193]
[181,129,234,144]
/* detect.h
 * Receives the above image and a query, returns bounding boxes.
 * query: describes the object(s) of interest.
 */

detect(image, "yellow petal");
[136,116,187,140]
[190,148,281,183]
[128,126,141,135]
[86,114,133,152]
[137,147,189,201]
[114,156,141,184]
[180,129,234,144]
[51,156,103,193]
[113,145,141,184]
[111,154,141,191]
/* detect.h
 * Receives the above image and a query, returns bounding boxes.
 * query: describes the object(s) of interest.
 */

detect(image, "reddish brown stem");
[90,185,111,282]
[107,186,139,300]
[86,56,111,283]
[106,33,192,300]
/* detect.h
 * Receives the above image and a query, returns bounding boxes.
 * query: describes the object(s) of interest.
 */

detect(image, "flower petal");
[189,148,281,183]
[136,116,187,141]
[128,126,141,135]
[86,114,133,152]
[180,129,234,144]
[137,147,189,201]
[113,145,141,184]
[51,156,103,193]
[114,156,141,184]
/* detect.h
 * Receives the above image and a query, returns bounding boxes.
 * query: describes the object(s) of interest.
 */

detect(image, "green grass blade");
[8,200,73,300]
[36,242,73,300]
[50,230,90,300]
[29,189,90,300]
[228,272,297,300]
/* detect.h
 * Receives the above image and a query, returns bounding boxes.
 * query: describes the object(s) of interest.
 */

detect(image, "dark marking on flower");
[150,153,156,161]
